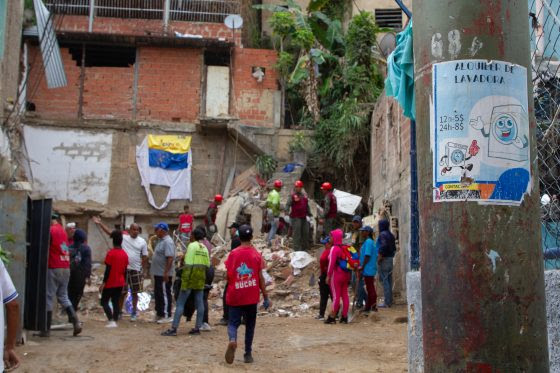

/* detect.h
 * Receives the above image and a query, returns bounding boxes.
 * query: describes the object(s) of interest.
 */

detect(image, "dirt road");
[19,306,408,373]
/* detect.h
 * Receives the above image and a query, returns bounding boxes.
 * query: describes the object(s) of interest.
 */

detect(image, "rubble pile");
[210,236,322,318]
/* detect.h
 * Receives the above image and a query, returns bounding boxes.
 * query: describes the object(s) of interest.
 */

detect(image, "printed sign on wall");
[432,60,530,205]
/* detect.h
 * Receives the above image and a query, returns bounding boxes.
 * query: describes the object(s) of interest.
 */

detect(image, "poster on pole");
[431,60,530,205]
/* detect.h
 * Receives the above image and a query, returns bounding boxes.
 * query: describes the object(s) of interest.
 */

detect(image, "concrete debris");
[210,236,322,318]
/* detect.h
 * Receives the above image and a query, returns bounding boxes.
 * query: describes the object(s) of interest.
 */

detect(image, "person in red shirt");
[286,180,310,251]
[316,236,333,320]
[39,213,81,337]
[178,204,194,247]
[204,195,223,235]
[99,230,129,328]
[224,225,270,365]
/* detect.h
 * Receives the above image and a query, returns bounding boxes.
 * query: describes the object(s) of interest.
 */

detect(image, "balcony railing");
[45,0,241,24]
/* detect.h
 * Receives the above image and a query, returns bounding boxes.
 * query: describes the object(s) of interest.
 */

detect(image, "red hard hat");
[274,180,283,188]
[294,180,304,188]
[321,182,332,191]
[214,194,223,202]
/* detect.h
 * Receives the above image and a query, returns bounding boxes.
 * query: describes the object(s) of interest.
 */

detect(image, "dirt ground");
[18,305,408,373]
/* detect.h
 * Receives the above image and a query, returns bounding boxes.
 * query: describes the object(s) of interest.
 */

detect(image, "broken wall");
[24,126,113,204]
[28,45,203,122]
[370,93,412,300]
[23,122,255,260]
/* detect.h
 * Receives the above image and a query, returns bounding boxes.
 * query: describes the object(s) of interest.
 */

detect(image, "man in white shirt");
[0,260,20,371]
[93,217,148,322]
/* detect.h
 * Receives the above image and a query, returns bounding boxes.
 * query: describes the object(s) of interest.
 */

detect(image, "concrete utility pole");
[412,0,549,371]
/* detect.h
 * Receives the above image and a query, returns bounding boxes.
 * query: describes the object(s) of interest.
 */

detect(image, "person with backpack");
[68,229,92,311]
[99,230,129,328]
[377,219,396,308]
[358,226,378,312]
[162,228,210,336]
[325,229,356,324]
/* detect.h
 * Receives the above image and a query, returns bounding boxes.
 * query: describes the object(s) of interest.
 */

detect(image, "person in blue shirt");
[358,226,378,313]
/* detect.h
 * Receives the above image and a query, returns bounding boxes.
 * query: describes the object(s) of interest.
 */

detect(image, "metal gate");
[24,198,52,331]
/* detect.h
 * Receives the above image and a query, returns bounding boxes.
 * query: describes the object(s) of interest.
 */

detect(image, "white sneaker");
[156,317,173,324]
[200,322,212,331]
[105,321,118,328]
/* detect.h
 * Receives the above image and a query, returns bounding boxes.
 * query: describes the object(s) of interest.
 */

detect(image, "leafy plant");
[257,1,384,194]
[288,131,308,153]
[255,155,278,181]
[0,234,15,264]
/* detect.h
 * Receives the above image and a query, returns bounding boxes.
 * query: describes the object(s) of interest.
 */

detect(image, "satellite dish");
[224,14,243,29]
[379,32,397,58]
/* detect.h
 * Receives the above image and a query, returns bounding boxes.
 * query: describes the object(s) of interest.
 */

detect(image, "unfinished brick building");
[22,0,282,259]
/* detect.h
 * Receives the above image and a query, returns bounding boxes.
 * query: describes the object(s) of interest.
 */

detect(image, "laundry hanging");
[136,135,192,210]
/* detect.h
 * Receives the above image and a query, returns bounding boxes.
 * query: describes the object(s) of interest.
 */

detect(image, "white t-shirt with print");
[122,235,148,271]
[0,260,17,372]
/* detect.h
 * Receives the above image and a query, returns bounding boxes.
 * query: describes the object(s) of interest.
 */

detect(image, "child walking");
[99,230,129,328]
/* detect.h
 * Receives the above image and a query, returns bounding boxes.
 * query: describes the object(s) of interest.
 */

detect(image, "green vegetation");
[256,154,278,181]
[255,0,385,193]
[0,234,15,264]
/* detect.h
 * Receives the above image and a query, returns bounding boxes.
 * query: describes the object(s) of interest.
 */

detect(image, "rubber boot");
[65,306,82,336]
[37,311,52,337]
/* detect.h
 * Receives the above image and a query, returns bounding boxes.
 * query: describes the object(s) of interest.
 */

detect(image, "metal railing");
[530,0,560,270]
[44,0,240,24]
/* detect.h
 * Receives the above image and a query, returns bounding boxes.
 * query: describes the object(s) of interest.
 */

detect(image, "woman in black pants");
[68,229,92,311]
[99,230,129,328]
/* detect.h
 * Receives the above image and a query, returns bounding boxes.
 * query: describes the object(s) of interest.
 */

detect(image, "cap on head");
[214,194,223,203]
[274,180,283,188]
[51,212,60,220]
[352,215,362,223]
[228,222,240,229]
[359,225,374,233]
[66,222,76,229]
[294,180,304,188]
[238,224,253,241]
[320,236,330,245]
[154,222,169,231]
[320,182,332,191]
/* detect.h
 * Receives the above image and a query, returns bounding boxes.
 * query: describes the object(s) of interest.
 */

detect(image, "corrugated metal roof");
[34,0,67,89]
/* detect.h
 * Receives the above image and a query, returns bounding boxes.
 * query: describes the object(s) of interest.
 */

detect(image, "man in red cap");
[266,180,282,246]
[319,182,337,239]
[204,194,223,235]
[286,180,309,251]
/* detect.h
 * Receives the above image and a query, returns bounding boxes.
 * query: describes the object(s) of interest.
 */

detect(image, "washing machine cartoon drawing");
[470,104,528,162]
[439,142,473,175]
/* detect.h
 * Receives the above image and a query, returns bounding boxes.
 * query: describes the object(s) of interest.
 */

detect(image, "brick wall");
[136,47,201,122]
[233,48,278,126]
[28,46,81,119]
[83,66,134,120]
[28,44,279,126]
[56,16,241,46]
[370,93,412,300]
[28,45,202,122]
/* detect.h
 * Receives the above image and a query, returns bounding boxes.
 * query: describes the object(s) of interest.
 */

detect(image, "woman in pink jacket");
[325,229,351,324]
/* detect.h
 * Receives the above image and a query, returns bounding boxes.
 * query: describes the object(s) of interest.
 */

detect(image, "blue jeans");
[357,276,366,307]
[227,304,258,354]
[379,257,394,306]
[172,289,203,330]
[351,272,366,307]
